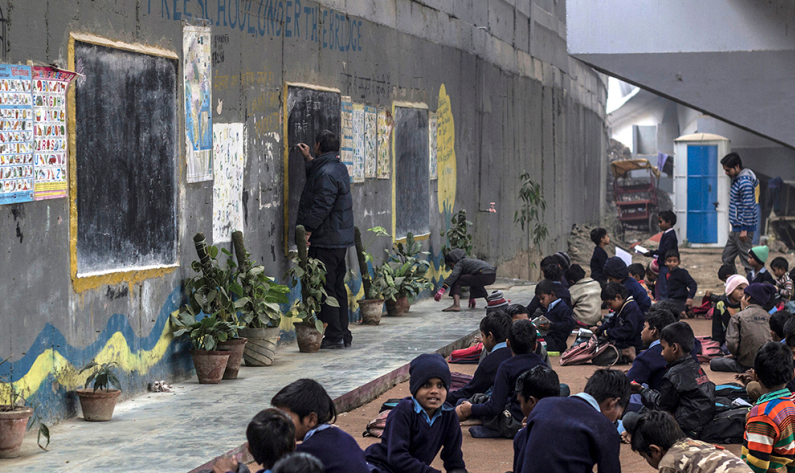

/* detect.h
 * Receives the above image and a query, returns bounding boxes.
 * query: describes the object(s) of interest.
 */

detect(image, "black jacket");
[543,300,576,353]
[665,267,698,301]
[296,152,354,249]
[599,297,644,350]
[442,249,496,288]
[590,246,608,285]
[650,229,678,267]
[640,355,716,433]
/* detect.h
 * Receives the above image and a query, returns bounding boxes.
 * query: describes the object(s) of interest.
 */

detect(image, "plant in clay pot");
[170,312,242,384]
[351,226,390,325]
[75,361,122,421]
[230,231,290,367]
[441,209,473,257]
[0,356,49,458]
[379,233,433,316]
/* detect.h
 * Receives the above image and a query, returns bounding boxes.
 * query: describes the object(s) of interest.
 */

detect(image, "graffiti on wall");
[212,123,247,243]
[436,84,456,214]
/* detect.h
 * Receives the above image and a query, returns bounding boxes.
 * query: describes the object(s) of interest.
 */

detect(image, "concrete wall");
[0,0,606,423]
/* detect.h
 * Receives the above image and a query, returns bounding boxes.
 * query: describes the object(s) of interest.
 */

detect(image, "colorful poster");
[429,111,438,180]
[364,105,377,178]
[341,96,354,181]
[376,108,393,179]
[352,103,365,183]
[212,123,246,243]
[32,67,77,200]
[183,25,213,183]
[0,65,33,205]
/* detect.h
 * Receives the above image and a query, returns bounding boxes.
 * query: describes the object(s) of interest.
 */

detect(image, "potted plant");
[75,361,122,421]
[185,233,248,379]
[171,312,242,384]
[380,233,433,316]
[231,231,290,366]
[353,226,390,325]
[441,209,474,256]
[285,226,339,353]
[0,356,49,458]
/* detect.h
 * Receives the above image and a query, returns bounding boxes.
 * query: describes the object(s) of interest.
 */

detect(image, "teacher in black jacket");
[296,130,354,349]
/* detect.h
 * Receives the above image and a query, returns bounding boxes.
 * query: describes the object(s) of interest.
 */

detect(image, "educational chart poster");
[0,65,33,205]
[364,105,377,178]
[32,66,76,200]
[352,103,365,183]
[341,97,354,181]
[376,108,393,179]
[212,123,246,243]
[429,111,438,180]
[183,25,213,183]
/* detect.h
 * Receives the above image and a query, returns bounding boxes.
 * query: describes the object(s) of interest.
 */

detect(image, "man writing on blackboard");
[296,130,355,349]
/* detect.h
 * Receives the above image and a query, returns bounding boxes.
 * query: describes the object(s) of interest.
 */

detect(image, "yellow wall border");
[282,82,342,255]
[68,33,179,293]
[390,101,429,242]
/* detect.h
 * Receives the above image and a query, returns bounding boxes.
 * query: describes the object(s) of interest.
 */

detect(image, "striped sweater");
[729,168,758,232]
[742,388,795,472]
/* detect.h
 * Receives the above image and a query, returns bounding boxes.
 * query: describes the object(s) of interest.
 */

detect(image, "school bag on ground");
[698,407,749,444]
[363,399,403,438]
[695,336,722,363]
[448,343,483,364]
[560,334,618,367]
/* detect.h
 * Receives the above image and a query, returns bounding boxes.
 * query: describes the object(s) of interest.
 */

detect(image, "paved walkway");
[5,281,534,473]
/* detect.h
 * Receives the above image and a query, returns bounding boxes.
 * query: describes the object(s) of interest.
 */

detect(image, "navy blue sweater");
[650,229,678,267]
[600,298,644,350]
[470,353,547,421]
[296,425,369,473]
[365,398,464,473]
[590,246,608,284]
[513,427,528,473]
[542,300,576,353]
[665,267,697,301]
[446,346,512,405]
[626,341,702,390]
[519,396,621,473]
[623,277,651,313]
[526,282,571,316]
[750,268,776,286]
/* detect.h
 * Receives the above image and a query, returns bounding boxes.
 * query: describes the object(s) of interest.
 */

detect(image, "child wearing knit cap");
[747,245,776,287]
[712,274,748,349]
[603,256,652,313]
[365,354,467,473]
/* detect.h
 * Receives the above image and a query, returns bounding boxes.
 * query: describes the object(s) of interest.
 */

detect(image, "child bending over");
[595,282,645,362]
[742,342,795,473]
[271,379,369,473]
[365,354,466,473]
[532,279,576,353]
[212,409,296,473]
[604,256,652,313]
[634,322,716,435]
[435,249,497,312]
[623,411,750,472]
[590,227,610,286]
[518,369,630,473]
[662,250,697,318]
[513,366,561,473]
[771,257,793,302]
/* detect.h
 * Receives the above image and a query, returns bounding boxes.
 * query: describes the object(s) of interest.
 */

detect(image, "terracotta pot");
[358,299,384,325]
[76,389,122,421]
[385,295,410,316]
[295,323,323,353]
[190,350,230,384]
[0,406,33,459]
[238,327,280,366]
[217,337,247,379]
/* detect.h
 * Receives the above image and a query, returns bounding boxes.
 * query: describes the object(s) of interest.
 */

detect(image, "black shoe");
[320,338,344,349]
[344,340,352,348]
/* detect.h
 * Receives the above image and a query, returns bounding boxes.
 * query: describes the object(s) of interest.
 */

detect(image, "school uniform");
[470,353,547,423]
[623,277,652,314]
[599,297,644,351]
[513,427,529,473]
[446,343,512,405]
[365,397,465,473]
[651,228,678,299]
[749,267,776,286]
[664,267,698,315]
[541,299,576,353]
[519,394,621,473]
[296,424,370,473]
[525,282,572,317]
[626,340,702,391]
[590,246,608,285]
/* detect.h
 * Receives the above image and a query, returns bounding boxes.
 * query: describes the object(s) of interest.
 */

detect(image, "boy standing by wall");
[590,228,610,286]
[644,211,679,300]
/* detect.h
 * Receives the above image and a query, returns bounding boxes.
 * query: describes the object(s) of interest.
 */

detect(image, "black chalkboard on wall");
[284,85,341,252]
[74,41,178,275]
[394,106,430,238]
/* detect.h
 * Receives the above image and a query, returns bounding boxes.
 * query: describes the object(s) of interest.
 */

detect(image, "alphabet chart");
[0,64,33,205]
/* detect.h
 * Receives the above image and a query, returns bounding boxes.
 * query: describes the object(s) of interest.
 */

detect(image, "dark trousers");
[449,273,496,299]
[308,246,351,344]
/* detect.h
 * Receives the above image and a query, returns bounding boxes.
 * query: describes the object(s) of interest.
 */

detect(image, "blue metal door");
[687,145,718,243]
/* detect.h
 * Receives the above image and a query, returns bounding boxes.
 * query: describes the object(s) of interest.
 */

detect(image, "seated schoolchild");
[435,249,497,312]
[532,280,576,353]
[271,379,369,473]
[212,408,296,473]
[711,274,747,349]
[737,310,793,401]
[590,227,610,286]
[626,308,679,391]
[506,304,530,321]
[272,453,324,473]
[623,411,751,472]
[747,246,776,286]
[705,264,738,303]
[566,264,603,327]
[525,263,572,317]
[662,250,698,318]
[710,283,776,373]
[518,369,630,473]
[513,366,561,473]
[634,322,716,435]
[629,263,654,302]
[604,256,652,313]
[646,261,660,300]
[365,354,467,473]
[594,282,644,362]
[456,320,547,439]
[771,257,793,302]
[742,342,795,472]
[485,290,509,313]
[447,311,513,405]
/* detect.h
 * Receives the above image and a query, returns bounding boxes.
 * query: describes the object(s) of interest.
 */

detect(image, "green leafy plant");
[441,209,473,256]
[230,231,290,328]
[284,254,339,333]
[378,233,433,301]
[0,355,50,450]
[183,233,246,324]
[514,172,549,251]
[352,226,390,300]
[79,361,121,392]
[170,313,243,351]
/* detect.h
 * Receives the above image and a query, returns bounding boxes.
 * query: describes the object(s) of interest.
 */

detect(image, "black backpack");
[699,407,749,444]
